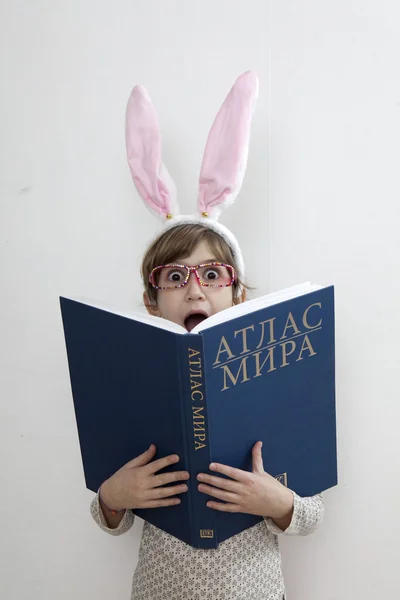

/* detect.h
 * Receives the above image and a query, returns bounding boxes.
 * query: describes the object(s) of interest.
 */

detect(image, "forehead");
[174,240,217,264]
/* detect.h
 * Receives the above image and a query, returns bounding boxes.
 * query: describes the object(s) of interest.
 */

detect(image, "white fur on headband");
[125,71,259,289]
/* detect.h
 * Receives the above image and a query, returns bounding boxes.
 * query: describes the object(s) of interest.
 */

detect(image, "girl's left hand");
[197,441,294,522]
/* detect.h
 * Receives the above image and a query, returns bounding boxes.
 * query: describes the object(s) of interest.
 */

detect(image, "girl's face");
[144,240,245,331]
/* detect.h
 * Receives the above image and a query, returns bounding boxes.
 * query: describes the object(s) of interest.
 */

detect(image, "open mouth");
[184,313,208,332]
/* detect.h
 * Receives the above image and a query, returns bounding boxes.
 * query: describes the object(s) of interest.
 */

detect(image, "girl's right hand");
[99,444,190,511]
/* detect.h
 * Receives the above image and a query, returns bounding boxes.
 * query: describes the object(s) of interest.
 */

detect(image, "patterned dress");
[91,491,323,600]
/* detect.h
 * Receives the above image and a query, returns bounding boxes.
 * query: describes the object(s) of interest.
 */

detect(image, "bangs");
[152,227,233,265]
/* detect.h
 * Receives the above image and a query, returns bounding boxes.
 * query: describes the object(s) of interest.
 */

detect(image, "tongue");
[185,314,207,332]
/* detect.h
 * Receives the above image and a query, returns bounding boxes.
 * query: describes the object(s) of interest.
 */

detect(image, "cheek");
[157,292,182,318]
[213,289,234,310]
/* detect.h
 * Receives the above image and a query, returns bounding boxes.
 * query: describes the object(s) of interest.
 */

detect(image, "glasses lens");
[152,266,189,288]
[197,264,233,286]
[151,264,235,289]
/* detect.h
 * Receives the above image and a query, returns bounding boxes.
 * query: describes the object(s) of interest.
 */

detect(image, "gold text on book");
[200,529,214,538]
[189,348,207,451]
[275,473,288,487]
[213,302,322,391]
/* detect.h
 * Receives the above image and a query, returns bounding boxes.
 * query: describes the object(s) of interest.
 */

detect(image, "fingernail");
[209,463,216,470]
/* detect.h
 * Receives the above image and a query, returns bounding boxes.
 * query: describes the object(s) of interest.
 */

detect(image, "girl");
[91,72,324,599]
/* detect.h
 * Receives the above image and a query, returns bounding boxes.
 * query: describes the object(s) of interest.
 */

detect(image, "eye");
[166,268,186,283]
[203,267,221,281]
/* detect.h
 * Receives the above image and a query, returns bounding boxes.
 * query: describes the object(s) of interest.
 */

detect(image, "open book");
[60,282,337,548]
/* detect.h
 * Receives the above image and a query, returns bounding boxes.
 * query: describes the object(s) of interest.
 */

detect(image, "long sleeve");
[90,491,135,536]
[264,492,324,536]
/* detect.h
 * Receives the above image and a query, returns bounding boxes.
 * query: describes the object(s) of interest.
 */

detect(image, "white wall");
[269,2,400,599]
[1,1,399,599]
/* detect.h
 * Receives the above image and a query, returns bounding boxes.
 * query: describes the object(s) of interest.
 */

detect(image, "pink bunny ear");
[197,71,259,220]
[125,85,179,221]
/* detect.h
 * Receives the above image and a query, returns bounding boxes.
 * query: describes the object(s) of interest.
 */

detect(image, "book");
[60,282,337,549]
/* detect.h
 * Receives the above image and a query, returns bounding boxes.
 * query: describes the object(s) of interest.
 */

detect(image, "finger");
[198,483,238,503]
[147,483,188,500]
[142,498,182,509]
[125,444,157,468]
[252,441,264,474]
[197,473,240,492]
[151,471,190,488]
[206,501,241,513]
[145,453,181,475]
[208,462,249,482]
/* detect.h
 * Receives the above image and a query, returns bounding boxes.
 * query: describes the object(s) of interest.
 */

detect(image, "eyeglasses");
[149,262,236,290]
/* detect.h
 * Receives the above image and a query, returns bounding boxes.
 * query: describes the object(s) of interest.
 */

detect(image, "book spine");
[179,335,216,549]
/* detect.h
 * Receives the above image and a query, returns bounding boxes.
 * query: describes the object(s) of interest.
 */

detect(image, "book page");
[61,282,323,336]
[192,282,323,332]
[61,296,187,333]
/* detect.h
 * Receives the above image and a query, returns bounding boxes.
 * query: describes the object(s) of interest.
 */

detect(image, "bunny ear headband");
[125,70,259,293]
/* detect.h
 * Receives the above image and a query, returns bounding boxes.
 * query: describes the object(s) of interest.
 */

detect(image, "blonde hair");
[141,223,248,306]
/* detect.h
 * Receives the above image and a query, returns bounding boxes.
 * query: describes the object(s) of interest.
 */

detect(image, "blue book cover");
[60,283,337,548]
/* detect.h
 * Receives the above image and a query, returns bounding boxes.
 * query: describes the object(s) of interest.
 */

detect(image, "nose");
[184,271,206,300]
